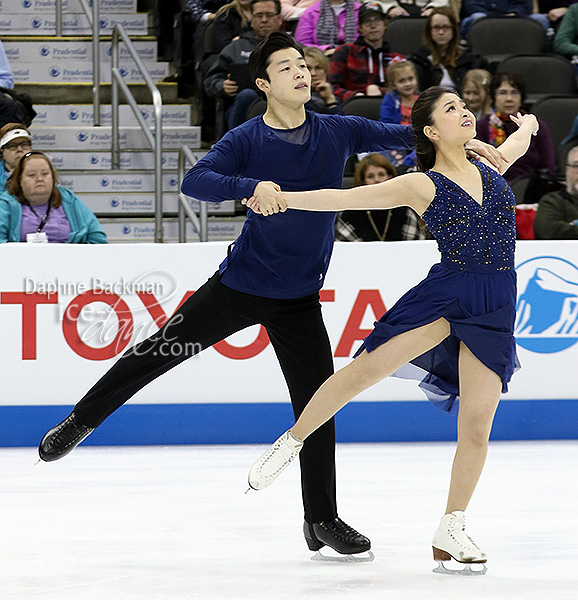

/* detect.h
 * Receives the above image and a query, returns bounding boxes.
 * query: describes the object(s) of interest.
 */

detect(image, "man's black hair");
[250,0,282,11]
[248,31,304,84]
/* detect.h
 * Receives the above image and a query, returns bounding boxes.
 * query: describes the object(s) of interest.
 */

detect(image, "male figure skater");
[39,31,497,558]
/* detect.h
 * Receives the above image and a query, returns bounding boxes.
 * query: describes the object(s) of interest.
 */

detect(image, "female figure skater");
[246,86,538,574]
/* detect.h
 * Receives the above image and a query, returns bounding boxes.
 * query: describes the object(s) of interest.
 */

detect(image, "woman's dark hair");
[423,7,462,68]
[248,31,304,83]
[490,72,526,107]
[411,86,457,172]
[6,151,62,208]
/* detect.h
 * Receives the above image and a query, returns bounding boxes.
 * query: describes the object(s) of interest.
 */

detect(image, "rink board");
[1,399,577,447]
[1,241,577,446]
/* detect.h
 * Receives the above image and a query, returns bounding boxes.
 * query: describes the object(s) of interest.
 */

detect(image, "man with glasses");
[0,125,32,190]
[205,0,284,130]
[534,145,578,239]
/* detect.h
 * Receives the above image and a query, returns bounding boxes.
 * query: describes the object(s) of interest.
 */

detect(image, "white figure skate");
[432,511,487,576]
[248,431,303,490]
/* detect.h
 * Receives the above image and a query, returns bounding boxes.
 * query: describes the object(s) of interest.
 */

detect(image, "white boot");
[248,431,303,490]
[432,511,487,575]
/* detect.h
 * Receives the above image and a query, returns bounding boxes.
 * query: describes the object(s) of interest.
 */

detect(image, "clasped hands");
[242,181,287,216]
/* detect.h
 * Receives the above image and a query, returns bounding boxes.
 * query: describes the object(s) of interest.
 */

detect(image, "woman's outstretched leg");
[248,318,450,490]
[292,318,451,441]
[432,342,502,571]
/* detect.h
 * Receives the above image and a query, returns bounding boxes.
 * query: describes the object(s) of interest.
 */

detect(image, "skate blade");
[433,560,487,576]
[311,549,375,563]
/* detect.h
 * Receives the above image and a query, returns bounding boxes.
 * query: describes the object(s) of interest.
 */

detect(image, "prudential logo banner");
[515,256,578,354]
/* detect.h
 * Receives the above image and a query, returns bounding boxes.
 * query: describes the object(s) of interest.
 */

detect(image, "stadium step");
[14,82,179,104]
[55,169,235,217]
[33,104,192,127]
[0,13,149,36]
[100,217,245,243]
[31,126,201,150]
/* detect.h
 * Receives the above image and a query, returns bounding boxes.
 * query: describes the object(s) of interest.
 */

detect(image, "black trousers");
[75,272,337,524]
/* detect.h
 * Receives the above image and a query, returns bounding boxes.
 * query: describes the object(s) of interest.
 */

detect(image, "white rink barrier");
[1,241,577,446]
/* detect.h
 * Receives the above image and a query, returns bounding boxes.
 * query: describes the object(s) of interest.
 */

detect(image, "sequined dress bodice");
[423,161,516,272]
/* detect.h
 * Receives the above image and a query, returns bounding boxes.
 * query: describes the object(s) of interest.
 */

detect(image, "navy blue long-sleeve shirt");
[181,111,414,299]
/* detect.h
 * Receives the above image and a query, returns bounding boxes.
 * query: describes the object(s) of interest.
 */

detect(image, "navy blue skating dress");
[357,160,520,415]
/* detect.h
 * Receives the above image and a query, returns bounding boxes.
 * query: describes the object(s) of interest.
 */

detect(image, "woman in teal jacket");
[0,151,107,244]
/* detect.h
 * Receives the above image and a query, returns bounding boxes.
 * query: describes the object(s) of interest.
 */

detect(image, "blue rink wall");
[2,399,578,447]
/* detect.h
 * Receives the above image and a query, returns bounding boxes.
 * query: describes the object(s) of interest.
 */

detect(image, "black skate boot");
[304,518,372,557]
[38,412,94,462]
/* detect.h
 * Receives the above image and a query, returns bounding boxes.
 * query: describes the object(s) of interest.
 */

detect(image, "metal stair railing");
[55,0,101,126]
[178,146,208,242]
[111,23,164,243]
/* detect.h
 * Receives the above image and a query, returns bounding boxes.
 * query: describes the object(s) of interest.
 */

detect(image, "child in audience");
[380,60,419,167]
[461,69,492,121]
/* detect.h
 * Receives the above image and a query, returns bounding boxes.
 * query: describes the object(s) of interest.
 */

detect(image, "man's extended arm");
[181,133,259,202]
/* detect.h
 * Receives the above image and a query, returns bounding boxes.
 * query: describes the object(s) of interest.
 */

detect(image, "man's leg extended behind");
[39,273,261,460]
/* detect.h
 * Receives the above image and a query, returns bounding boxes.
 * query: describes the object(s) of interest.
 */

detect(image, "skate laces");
[448,514,483,553]
[259,432,303,476]
[322,518,364,543]
[53,415,93,448]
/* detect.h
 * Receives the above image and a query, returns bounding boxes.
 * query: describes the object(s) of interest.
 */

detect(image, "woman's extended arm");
[283,172,435,215]
[480,113,539,174]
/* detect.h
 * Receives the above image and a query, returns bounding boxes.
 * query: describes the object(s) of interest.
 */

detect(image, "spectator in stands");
[535,0,577,35]
[295,0,361,53]
[186,0,214,26]
[205,0,283,130]
[379,59,419,167]
[281,0,318,20]
[329,2,404,103]
[303,47,342,112]
[0,151,107,244]
[534,144,578,239]
[380,59,419,125]
[411,8,484,92]
[461,68,492,120]
[213,0,253,53]
[460,0,548,39]
[0,123,31,190]
[380,0,450,19]
[0,40,14,90]
[335,153,425,240]
[554,2,578,59]
[476,72,556,183]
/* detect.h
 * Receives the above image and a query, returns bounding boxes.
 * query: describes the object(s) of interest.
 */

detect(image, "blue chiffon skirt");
[356,262,520,415]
